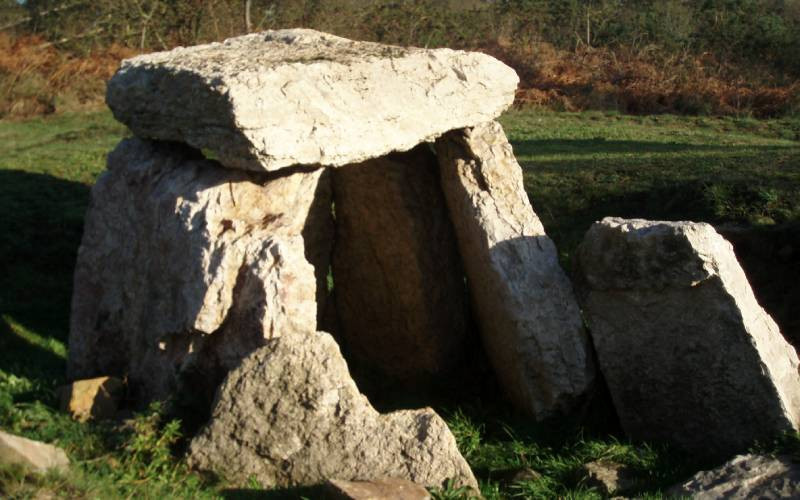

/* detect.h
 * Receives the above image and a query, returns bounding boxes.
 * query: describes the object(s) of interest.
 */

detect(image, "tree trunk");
[244,0,252,32]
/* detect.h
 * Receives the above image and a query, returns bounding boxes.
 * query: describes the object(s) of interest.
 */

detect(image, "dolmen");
[67,29,595,488]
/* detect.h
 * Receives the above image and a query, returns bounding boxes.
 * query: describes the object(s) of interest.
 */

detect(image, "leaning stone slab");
[669,454,800,499]
[434,120,594,420]
[576,217,800,457]
[0,430,69,474]
[187,331,478,490]
[106,29,518,172]
[332,144,469,385]
[68,138,330,406]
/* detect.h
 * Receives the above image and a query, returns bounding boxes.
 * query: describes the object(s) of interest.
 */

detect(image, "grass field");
[1,109,799,498]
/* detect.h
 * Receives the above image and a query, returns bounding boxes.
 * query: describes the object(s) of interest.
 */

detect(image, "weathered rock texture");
[581,460,636,495]
[0,430,69,474]
[106,29,518,172]
[434,120,594,419]
[187,331,478,490]
[669,454,800,499]
[332,145,468,384]
[718,223,800,350]
[326,477,431,500]
[68,138,332,405]
[576,217,800,457]
[58,376,124,422]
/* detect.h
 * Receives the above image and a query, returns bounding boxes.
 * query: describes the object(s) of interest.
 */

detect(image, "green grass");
[499,110,800,267]
[1,109,799,498]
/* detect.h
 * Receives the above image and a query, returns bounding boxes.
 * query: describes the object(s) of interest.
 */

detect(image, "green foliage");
[493,0,800,71]
[500,109,800,265]
[120,403,184,482]
[12,1,800,78]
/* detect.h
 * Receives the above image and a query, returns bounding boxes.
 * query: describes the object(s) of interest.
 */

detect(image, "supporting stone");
[187,331,478,490]
[331,144,469,385]
[434,121,594,420]
[68,138,332,406]
[576,217,800,457]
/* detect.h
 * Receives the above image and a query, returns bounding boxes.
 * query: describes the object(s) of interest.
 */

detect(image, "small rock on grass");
[669,454,800,499]
[58,376,124,422]
[581,460,636,495]
[326,477,431,500]
[0,430,69,474]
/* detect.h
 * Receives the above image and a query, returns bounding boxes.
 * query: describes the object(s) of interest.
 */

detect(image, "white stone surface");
[0,430,69,474]
[576,217,800,457]
[106,29,519,172]
[187,331,478,490]
[435,120,594,420]
[68,138,330,404]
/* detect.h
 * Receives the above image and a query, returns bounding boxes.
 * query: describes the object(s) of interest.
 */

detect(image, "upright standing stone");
[187,331,478,490]
[576,217,800,457]
[106,29,518,172]
[434,121,594,419]
[332,145,468,384]
[68,138,331,405]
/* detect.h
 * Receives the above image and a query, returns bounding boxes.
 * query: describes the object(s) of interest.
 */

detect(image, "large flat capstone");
[576,217,800,457]
[68,138,331,406]
[106,29,518,172]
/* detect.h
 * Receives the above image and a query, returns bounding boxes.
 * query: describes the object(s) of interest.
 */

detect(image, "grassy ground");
[1,109,799,498]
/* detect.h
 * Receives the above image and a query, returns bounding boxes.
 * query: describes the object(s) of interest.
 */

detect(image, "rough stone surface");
[718,223,800,350]
[576,217,800,457]
[68,138,331,405]
[0,430,69,474]
[187,331,478,490]
[331,144,468,384]
[326,477,431,500]
[669,454,800,499]
[106,29,519,172]
[58,376,124,422]
[434,120,594,419]
[581,460,636,495]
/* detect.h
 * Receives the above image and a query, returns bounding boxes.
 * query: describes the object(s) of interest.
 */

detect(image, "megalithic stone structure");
[70,29,598,488]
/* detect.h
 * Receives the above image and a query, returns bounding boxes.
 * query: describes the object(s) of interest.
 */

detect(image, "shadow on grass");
[0,169,89,336]
[511,138,799,158]
[0,169,89,385]
[0,316,65,381]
